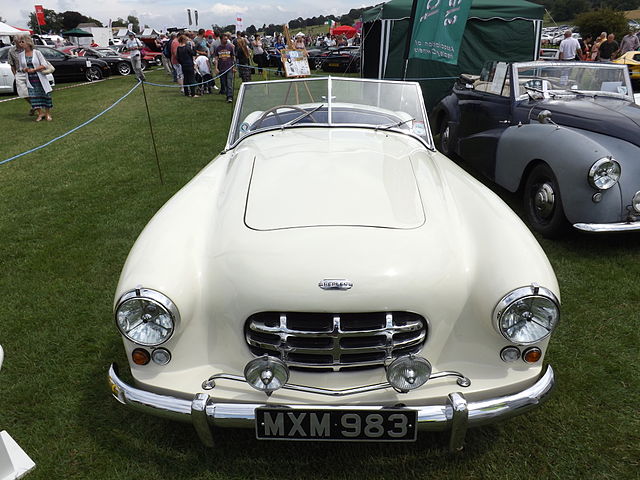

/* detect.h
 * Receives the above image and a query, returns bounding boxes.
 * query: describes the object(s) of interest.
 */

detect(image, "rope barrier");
[142,65,235,88]
[0,65,460,167]
[0,81,141,167]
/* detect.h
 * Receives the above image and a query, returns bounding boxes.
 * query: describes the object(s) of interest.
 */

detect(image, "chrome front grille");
[245,312,427,371]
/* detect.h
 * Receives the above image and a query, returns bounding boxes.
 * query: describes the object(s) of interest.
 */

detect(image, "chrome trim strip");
[573,221,640,232]
[108,363,192,422]
[108,364,555,440]
[201,369,470,396]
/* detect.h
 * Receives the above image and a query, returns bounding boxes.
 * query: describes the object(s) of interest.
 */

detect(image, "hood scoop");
[244,149,425,231]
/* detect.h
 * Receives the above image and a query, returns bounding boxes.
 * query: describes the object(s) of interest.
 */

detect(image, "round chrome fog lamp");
[632,191,640,214]
[151,348,171,366]
[500,346,521,362]
[386,355,432,392]
[244,356,290,394]
[588,157,620,190]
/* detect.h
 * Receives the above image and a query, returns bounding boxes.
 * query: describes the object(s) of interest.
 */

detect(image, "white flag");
[235,13,244,32]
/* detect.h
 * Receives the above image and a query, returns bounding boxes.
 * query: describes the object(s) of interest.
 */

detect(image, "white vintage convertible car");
[108,77,560,450]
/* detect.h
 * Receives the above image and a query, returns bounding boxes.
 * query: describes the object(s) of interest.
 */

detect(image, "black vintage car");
[64,47,134,76]
[0,46,111,83]
[319,46,361,73]
[432,61,640,237]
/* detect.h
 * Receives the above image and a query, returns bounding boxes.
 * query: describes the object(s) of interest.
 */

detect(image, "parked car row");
[60,46,134,76]
[0,45,111,93]
[0,40,170,94]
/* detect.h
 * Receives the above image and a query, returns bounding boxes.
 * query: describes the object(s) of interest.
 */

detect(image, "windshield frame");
[225,76,433,151]
[512,61,634,101]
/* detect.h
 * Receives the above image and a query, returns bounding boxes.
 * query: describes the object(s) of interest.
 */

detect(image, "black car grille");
[245,312,427,371]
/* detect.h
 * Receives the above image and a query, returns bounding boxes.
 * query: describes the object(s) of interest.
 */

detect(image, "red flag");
[35,5,46,26]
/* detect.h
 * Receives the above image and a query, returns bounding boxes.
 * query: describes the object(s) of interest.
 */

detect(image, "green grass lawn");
[0,68,638,479]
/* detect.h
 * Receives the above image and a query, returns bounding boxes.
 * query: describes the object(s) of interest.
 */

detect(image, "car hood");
[244,129,425,230]
[525,97,640,147]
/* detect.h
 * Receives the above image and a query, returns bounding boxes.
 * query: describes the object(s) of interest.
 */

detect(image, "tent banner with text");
[408,0,472,65]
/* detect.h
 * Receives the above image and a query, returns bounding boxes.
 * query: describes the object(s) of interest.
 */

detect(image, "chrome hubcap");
[534,183,555,218]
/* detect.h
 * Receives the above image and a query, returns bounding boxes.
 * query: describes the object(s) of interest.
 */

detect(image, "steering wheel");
[253,105,317,130]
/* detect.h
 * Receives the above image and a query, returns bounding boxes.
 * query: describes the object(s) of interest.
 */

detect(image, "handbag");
[41,61,55,75]
[35,50,55,74]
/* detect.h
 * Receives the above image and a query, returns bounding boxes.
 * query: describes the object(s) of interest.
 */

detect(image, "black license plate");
[255,408,417,442]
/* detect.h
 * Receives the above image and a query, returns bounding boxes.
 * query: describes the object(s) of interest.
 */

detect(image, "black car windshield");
[514,62,633,100]
[229,77,431,147]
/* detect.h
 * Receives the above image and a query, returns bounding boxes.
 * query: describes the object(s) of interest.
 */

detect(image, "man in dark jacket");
[598,34,619,61]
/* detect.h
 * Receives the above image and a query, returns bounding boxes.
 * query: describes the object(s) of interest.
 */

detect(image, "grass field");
[0,68,638,479]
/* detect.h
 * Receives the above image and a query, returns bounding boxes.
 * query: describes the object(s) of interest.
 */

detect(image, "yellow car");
[614,50,640,82]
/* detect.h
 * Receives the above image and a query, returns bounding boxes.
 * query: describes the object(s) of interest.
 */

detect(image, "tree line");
[27,6,372,36]
[531,0,640,21]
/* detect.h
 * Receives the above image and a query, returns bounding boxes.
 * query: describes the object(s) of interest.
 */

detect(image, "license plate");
[255,408,417,442]
[328,63,340,67]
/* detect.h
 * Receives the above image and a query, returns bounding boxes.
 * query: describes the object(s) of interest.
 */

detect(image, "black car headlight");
[588,157,620,190]
[115,288,178,346]
[493,285,559,345]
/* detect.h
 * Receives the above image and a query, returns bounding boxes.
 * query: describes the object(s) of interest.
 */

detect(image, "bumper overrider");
[108,363,555,451]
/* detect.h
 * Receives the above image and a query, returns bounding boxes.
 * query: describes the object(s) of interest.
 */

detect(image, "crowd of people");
[556,29,640,61]
[154,29,362,99]
[4,26,363,119]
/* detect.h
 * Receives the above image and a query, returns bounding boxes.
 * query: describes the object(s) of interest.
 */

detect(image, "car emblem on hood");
[318,279,353,290]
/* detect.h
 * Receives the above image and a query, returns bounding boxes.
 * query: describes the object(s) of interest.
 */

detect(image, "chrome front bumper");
[108,363,554,452]
[574,221,640,232]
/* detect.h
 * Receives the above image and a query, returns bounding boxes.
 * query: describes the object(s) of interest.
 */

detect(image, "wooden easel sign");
[281,49,311,78]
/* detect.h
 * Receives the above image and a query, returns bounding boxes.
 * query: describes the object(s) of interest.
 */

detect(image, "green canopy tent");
[61,28,93,37]
[362,0,544,110]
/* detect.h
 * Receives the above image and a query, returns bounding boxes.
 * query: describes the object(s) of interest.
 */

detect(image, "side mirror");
[538,110,553,124]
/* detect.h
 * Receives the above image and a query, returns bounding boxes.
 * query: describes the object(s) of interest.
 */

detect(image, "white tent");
[0,22,22,36]
[140,28,161,37]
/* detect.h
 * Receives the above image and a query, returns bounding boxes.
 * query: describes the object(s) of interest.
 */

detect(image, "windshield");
[514,62,633,100]
[229,77,431,147]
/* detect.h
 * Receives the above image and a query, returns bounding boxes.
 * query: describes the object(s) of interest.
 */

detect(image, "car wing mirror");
[537,110,553,124]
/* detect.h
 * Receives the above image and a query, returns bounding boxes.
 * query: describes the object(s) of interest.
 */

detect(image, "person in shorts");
[195,54,213,94]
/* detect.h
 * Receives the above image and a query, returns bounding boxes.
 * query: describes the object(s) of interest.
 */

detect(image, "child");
[194,54,213,94]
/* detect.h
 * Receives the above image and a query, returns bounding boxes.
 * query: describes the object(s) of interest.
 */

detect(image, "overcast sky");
[1,0,373,30]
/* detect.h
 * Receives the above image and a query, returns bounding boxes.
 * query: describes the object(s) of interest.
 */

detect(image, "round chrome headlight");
[115,288,178,346]
[588,157,620,190]
[632,191,640,213]
[494,285,560,345]
[244,356,290,394]
[386,355,432,392]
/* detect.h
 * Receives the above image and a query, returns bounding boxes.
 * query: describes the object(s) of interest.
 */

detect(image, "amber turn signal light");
[523,347,542,364]
[132,348,151,365]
